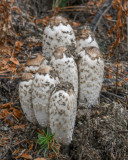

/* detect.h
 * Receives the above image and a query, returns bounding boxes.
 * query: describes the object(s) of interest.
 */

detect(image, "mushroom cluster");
[19,15,104,147]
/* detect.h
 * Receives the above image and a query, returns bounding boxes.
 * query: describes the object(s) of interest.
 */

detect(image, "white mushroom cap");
[76,28,99,53]
[42,15,76,59]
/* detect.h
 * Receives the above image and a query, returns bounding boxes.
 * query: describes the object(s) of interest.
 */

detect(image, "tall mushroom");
[32,65,60,128]
[42,15,76,59]
[50,46,78,97]
[78,47,104,107]
[49,82,77,145]
[19,73,37,124]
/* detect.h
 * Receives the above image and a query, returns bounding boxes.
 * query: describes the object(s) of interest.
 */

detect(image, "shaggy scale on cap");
[19,72,37,124]
[50,46,78,97]
[42,15,76,59]
[32,65,60,128]
[25,54,48,72]
[76,28,99,53]
[49,82,77,145]
[78,47,104,107]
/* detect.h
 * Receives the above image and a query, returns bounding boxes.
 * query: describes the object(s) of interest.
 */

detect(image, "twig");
[101,91,125,100]
[105,18,117,22]
[14,139,27,147]
[115,63,119,95]
[91,0,113,32]
[100,93,112,103]
[127,17,128,49]
[115,44,120,95]
[48,5,97,13]
[1,133,14,159]
[118,130,128,134]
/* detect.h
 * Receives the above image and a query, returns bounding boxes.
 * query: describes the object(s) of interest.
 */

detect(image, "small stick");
[118,130,128,134]
[115,42,121,95]
[127,17,128,49]
[91,0,113,32]
[101,91,125,100]
[14,139,27,147]
[115,62,119,95]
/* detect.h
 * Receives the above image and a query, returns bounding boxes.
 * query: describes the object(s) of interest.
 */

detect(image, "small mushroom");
[49,82,77,145]
[19,72,37,124]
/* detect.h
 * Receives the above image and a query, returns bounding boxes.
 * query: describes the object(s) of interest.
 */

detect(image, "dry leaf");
[105,14,112,20]
[108,74,113,79]
[39,16,49,26]
[117,82,122,86]
[2,58,9,65]
[10,57,20,65]
[1,102,13,108]
[4,114,14,125]
[16,149,26,158]
[15,41,23,49]
[107,69,113,73]
[10,0,14,4]
[6,64,17,73]
[21,153,32,159]
[11,6,22,14]
[12,149,20,155]
[87,1,95,6]
[13,124,25,129]
[125,78,128,82]
[34,158,46,160]
[90,11,95,16]
[28,144,33,151]
[2,137,9,141]
[89,17,93,23]
[12,108,22,119]
[0,109,10,119]
[71,22,80,27]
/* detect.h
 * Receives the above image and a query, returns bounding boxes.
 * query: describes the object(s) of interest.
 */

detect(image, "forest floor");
[0,1,128,160]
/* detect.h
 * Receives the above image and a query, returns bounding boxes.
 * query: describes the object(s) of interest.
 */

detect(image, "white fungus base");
[78,51,104,107]
[32,73,59,128]
[19,80,37,124]
[49,90,77,145]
